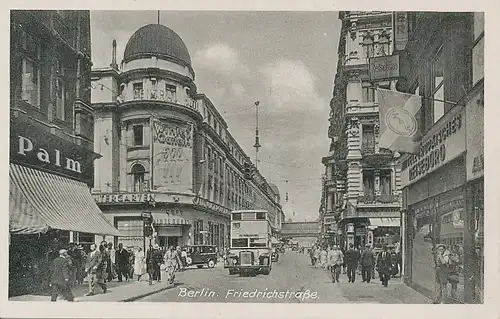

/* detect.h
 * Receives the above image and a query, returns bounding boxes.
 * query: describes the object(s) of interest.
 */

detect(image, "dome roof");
[123,24,191,66]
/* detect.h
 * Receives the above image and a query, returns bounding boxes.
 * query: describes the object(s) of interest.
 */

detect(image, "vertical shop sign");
[394,12,409,51]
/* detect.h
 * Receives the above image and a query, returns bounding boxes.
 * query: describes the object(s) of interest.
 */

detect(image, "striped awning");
[9,164,121,236]
[369,218,400,228]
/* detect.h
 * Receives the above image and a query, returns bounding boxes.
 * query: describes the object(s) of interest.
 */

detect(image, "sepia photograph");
[4,5,491,316]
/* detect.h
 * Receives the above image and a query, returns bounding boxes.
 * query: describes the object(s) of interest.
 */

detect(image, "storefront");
[402,106,469,303]
[94,192,230,253]
[9,119,121,297]
[464,86,484,303]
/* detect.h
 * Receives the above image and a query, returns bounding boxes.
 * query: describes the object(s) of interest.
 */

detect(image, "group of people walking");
[49,240,184,302]
[309,243,402,286]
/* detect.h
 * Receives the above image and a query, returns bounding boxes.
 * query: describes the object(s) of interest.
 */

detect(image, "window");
[362,125,375,152]
[54,58,65,120]
[133,125,143,146]
[207,112,212,126]
[363,170,375,197]
[208,221,213,245]
[249,238,267,248]
[363,37,375,59]
[231,238,248,248]
[472,12,484,85]
[232,213,242,221]
[150,79,158,100]
[380,170,392,198]
[208,175,213,201]
[194,219,204,245]
[432,48,445,123]
[165,84,176,101]
[21,31,40,107]
[214,182,219,204]
[116,219,143,248]
[133,82,143,100]
[214,153,219,174]
[220,181,224,204]
[256,212,266,220]
[362,84,376,103]
[131,164,145,192]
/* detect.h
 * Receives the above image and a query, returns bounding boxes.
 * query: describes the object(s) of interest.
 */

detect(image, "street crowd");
[48,241,185,302]
[308,244,402,286]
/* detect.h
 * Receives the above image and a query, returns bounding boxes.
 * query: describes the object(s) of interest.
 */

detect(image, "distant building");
[91,23,283,252]
[321,11,402,250]
[9,10,119,297]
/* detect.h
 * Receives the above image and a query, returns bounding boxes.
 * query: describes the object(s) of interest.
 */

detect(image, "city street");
[138,250,431,303]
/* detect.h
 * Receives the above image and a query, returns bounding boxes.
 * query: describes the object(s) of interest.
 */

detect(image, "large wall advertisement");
[152,118,194,193]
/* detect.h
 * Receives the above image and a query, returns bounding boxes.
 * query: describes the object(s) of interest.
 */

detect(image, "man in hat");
[433,243,450,304]
[360,244,375,283]
[376,245,392,287]
[147,244,163,284]
[50,249,74,302]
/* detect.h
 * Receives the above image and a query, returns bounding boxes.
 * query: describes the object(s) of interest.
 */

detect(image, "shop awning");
[9,164,121,236]
[368,218,400,228]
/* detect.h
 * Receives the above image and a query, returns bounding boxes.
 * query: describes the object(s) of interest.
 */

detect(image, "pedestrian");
[84,244,107,296]
[115,243,130,282]
[360,244,375,283]
[74,245,86,284]
[164,246,181,284]
[128,247,135,279]
[341,246,347,274]
[49,249,75,302]
[389,246,398,278]
[328,245,344,283]
[448,244,462,300]
[376,245,392,287]
[133,247,146,281]
[433,244,450,303]
[181,248,188,270]
[345,244,361,283]
[319,247,328,268]
[148,244,163,283]
[66,244,77,287]
[313,246,320,267]
[106,242,116,282]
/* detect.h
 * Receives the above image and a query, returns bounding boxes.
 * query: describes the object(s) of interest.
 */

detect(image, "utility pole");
[253,101,261,169]
[157,10,160,24]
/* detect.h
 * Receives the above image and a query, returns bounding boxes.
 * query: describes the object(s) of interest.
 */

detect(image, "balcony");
[361,147,393,165]
[358,193,401,204]
[346,101,378,115]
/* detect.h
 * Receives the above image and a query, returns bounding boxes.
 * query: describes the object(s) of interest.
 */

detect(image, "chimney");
[110,39,118,70]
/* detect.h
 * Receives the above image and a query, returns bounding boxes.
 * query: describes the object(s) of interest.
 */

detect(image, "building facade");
[91,24,283,253]
[321,11,402,250]
[396,12,484,304]
[9,10,119,297]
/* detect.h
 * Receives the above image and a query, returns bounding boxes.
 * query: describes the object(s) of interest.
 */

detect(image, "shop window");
[133,125,143,146]
[131,163,145,192]
[363,170,375,197]
[165,84,176,102]
[432,47,445,123]
[380,170,392,198]
[116,219,143,248]
[133,82,143,100]
[472,12,484,86]
[362,125,375,152]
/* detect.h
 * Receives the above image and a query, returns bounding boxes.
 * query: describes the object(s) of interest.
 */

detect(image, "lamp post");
[253,101,261,168]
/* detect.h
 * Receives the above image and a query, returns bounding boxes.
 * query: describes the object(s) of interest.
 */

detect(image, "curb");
[121,283,174,302]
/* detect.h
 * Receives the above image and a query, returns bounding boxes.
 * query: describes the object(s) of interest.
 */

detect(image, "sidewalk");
[9,276,173,302]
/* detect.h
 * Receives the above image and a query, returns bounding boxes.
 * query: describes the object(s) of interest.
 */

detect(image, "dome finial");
[110,39,118,70]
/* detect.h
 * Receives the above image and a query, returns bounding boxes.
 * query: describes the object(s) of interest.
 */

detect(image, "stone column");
[119,122,127,191]
[374,122,380,153]
[374,169,381,196]
[391,164,396,196]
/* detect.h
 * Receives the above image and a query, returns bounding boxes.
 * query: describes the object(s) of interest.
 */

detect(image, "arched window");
[131,164,146,192]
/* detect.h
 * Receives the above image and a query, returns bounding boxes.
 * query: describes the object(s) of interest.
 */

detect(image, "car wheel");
[229,268,236,275]
[208,259,215,268]
[197,265,203,269]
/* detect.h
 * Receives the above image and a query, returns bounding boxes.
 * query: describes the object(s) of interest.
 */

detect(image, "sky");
[90,11,341,222]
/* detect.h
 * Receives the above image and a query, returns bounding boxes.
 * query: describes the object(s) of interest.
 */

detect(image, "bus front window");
[231,238,248,248]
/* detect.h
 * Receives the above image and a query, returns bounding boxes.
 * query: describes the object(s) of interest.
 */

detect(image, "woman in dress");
[133,247,146,282]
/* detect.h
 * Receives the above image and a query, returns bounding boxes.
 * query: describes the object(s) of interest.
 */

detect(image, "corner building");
[9,10,119,297]
[321,12,402,250]
[396,12,484,303]
[92,24,283,252]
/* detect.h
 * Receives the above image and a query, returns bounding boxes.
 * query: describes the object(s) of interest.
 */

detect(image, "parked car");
[185,245,218,268]
[271,248,279,262]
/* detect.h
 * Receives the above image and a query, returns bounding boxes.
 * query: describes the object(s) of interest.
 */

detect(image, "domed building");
[91,24,284,251]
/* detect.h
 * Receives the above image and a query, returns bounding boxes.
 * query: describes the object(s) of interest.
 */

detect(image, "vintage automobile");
[184,245,218,269]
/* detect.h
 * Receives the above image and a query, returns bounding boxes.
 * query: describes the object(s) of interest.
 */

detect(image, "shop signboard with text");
[400,108,466,186]
[10,119,99,185]
[466,92,484,181]
[369,54,400,81]
[152,118,194,193]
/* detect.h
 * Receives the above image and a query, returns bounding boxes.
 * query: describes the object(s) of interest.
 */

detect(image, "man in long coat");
[50,249,74,302]
[376,245,392,287]
[85,244,107,296]
[115,243,130,282]
[345,244,361,283]
[360,244,375,283]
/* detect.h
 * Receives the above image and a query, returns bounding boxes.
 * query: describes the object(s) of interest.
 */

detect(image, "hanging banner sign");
[152,119,194,193]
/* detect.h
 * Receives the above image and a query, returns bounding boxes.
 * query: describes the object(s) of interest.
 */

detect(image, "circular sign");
[385,107,417,137]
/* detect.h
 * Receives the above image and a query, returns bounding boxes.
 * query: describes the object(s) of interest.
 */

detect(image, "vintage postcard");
[1,1,497,319]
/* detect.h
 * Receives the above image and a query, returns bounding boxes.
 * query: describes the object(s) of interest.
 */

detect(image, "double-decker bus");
[225,210,272,276]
